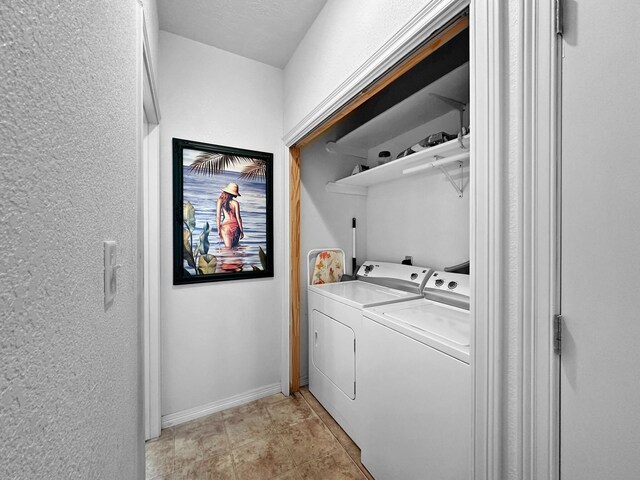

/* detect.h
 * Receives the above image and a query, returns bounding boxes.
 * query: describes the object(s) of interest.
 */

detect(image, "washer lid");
[384,303,470,346]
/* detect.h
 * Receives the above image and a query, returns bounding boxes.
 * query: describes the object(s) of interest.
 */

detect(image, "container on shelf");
[378,151,391,166]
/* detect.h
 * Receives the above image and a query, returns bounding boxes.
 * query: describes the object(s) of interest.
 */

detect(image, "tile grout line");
[150,392,370,479]
[220,412,240,480]
[228,394,298,479]
[275,392,321,477]
[264,396,299,476]
[170,426,176,478]
[298,390,369,479]
[284,392,333,475]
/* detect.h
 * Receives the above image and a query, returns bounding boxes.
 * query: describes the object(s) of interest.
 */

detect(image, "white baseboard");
[161,383,283,429]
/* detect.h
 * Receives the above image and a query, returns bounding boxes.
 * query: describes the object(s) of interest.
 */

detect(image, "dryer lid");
[312,281,421,308]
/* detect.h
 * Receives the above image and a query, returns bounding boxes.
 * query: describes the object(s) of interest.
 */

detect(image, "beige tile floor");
[146,387,374,480]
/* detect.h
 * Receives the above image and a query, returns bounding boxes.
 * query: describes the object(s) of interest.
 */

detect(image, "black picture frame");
[172,138,274,285]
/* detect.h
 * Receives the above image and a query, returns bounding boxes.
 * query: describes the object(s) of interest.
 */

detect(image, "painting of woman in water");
[172,138,273,285]
[217,182,244,248]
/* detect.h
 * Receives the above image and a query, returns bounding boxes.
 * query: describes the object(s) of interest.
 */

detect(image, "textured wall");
[158,32,285,417]
[0,2,142,479]
[283,0,427,133]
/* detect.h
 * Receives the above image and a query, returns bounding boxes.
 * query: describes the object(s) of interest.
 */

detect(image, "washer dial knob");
[448,281,458,290]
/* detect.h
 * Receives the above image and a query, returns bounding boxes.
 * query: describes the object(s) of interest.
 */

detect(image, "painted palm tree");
[189,152,266,182]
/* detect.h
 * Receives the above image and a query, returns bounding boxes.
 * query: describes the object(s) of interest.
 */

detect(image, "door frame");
[137,6,162,441]
[284,0,561,478]
[467,1,561,477]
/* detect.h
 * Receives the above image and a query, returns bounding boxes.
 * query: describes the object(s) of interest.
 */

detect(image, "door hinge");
[555,0,564,36]
[553,314,563,355]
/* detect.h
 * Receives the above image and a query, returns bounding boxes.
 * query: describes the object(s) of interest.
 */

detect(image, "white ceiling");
[157,0,328,69]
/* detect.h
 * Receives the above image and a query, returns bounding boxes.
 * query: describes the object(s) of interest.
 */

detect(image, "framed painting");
[172,138,274,284]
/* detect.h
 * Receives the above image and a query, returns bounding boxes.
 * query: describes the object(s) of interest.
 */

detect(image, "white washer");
[359,271,471,480]
[308,257,433,446]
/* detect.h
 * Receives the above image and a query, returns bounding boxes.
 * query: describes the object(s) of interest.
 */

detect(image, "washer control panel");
[424,271,470,299]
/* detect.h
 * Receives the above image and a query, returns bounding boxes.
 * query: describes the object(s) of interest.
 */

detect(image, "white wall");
[299,136,367,382]
[158,32,285,416]
[367,171,469,269]
[142,0,160,72]
[366,110,469,269]
[284,0,428,133]
[0,2,143,479]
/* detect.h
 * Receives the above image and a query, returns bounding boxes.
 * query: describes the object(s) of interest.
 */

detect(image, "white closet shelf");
[326,134,470,195]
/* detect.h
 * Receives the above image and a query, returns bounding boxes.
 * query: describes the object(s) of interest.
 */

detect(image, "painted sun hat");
[222,182,241,197]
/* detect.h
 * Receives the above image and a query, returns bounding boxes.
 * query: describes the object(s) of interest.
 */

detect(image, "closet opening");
[288,9,471,476]
[289,11,470,391]
[288,13,472,475]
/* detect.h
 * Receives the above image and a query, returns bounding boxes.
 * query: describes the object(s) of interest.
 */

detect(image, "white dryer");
[359,271,471,480]
[307,257,433,447]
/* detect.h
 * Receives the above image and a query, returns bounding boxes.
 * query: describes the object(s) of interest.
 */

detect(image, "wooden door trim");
[283,0,470,147]
[296,15,469,149]
[288,14,468,392]
[289,146,301,392]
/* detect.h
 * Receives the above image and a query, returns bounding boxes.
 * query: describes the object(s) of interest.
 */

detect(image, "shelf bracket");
[430,93,468,146]
[436,159,464,197]
[458,131,467,150]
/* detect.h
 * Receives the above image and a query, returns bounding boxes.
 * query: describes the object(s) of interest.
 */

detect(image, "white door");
[560,2,640,478]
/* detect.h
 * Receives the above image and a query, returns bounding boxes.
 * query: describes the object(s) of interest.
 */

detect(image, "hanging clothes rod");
[401,151,470,175]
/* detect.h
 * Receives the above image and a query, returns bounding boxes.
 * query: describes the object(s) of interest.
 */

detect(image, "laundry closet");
[294,12,471,480]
